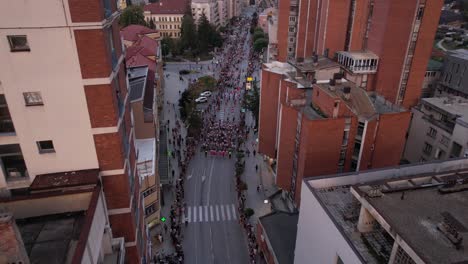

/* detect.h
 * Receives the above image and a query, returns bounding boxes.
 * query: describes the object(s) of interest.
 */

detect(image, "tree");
[148,17,156,29]
[253,30,265,42]
[253,38,268,52]
[161,36,174,57]
[197,13,212,54]
[244,82,260,128]
[119,5,147,27]
[180,6,197,51]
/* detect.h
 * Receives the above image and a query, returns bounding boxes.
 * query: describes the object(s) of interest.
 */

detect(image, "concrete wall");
[0,27,99,184]
[132,101,155,140]
[439,52,468,96]
[83,192,109,264]
[294,183,362,264]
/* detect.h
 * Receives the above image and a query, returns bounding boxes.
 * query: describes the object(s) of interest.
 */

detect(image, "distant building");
[120,24,160,47]
[192,0,220,27]
[259,59,410,205]
[0,171,125,264]
[436,49,468,98]
[404,96,468,163]
[295,158,468,264]
[421,59,443,98]
[143,0,187,38]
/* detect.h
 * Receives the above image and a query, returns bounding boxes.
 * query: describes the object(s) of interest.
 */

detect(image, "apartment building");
[128,66,161,229]
[226,0,243,20]
[295,158,468,264]
[144,0,186,38]
[259,59,409,205]
[436,49,468,98]
[0,172,125,264]
[276,0,443,109]
[192,0,221,27]
[217,0,229,26]
[0,0,146,262]
[404,96,468,163]
[421,59,443,97]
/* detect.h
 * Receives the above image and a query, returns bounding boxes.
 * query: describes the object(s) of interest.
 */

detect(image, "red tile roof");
[121,25,158,42]
[127,53,157,73]
[143,0,187,15]
[134,35,158,54]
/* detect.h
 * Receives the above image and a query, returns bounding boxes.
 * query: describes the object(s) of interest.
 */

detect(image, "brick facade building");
[0,0,147,262]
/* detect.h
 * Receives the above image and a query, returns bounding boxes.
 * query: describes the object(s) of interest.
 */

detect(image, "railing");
[103,0,112,19]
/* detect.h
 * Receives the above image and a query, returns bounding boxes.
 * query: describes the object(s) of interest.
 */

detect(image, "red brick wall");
[323,0,351,58]
[349,0,370,51]
[296,0,309,59]
[93,132,124,170]
[125,245,141,264]
[276,105,298,191]
[344,117,358,171]
[75,29,111,79]
[68,0,104,23]
[118,66,128,99]
[294,118,345,205]
[311,87,353,118]
[277,0,291,61]
[101,174,131,209]
[371,112,411,168]
[256,222,275,264]
[316,0,328,55]
[112,20,123,60]
[109,212,136,242]
[357,119,377,171]
[258,69,281,157]
[368,0,417,104]
[304,0,319,57]
[402,0,443,108]
[84,84,118,128]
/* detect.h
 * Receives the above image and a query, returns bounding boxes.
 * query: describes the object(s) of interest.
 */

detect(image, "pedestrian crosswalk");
[183,204,237,223]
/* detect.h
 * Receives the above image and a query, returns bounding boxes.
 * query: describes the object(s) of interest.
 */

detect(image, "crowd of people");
[155,8,263,263]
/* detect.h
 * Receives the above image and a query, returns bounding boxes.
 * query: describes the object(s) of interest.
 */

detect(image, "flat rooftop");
[17,212,85,264]
[259,212,299,264]
[289,56,340,73]
[310,164,468,264]
[422,96,468,127]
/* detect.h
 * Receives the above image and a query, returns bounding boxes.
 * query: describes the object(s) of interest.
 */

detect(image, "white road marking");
[210,206,214,221]
[193,206,197,223]
[221,205,226,221]
[187,206,191,222]
[231,204,237,220]
[226,204,232,221]
[216,205,220,221]
[199,206,203,222]
[204,206,209,222]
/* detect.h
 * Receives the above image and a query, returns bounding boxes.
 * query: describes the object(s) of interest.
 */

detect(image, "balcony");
[0,95,15,135]
[0,144,28,184]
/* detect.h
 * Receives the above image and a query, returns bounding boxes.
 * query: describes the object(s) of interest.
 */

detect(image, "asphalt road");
[176,7,255,264]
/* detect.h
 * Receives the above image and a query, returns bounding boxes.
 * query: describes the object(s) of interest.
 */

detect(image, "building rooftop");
[16,212,85,264]
[136,138,156,178]
[448,49,468,60]
[306,159,468,264]
[30,169,99,192]
[120,25,158,42]
[259,212,299,264]
[143,0,187,15]
[263,61,295,76]
[289,56,340,73]
[422,96,468,127]
[427,59,443,71]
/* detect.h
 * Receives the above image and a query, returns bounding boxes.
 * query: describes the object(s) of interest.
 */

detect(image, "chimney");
[343,86,351,100]
[329,78,336,91]
[0,212,29,264]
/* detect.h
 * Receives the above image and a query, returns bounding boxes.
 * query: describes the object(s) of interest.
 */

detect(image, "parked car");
[195,97,208,103]
[179,69,190,75]
[200,91,212,97]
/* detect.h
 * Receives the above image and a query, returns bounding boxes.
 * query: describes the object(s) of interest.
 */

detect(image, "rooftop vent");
[343,86,351,100]
[329,79,336,91]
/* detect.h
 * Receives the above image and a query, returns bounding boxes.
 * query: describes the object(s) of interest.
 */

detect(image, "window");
[435,149,445,160]
[7,35,30,52]
[145,202,157,216]
[450,142,463,158]
[37,140,55,153]
[416,6,425,21]
[423,142,432,155]
[427,127,437,138]
[289,16,296,22]
[143,186,157,198]
[23,92,43,106]
[289,27,295,33]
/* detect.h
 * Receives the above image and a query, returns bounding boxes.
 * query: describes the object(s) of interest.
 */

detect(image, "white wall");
[0,0,68,28]
[0,27,99,183]
[294,184,363,264]
[83,193,109,264]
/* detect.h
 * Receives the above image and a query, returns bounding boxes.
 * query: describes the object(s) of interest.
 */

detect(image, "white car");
[195,97,208,103]
[200,91,212,97]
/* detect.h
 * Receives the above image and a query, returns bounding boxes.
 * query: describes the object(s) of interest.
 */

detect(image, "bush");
[254,38,269,52]
[253,31,266,42]
[179,69,190,75]
[238,180,248,191]
[244,208,255,218]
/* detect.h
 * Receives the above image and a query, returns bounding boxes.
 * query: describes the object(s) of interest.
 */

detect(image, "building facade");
[144,0,186,38]
[192,0,221,27]
[259,60,410,205]
[436,49,468,98]
[404,97,468,163]
[421,59,442,98]
[276,0,443,109]
[295,158,468,264]
[0,0,146,262]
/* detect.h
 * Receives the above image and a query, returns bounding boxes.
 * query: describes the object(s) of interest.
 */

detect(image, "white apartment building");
[217,0,229,26]
[192,0,221,27]
[295,158,468,264]
[404,97,468,163]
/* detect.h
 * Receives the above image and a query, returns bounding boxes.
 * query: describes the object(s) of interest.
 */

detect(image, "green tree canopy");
[253,31,265,42]
[161,36,174,56]
[180,7,197,51]
[119,5,147,27]
[197,13,212,54]
[253,38,268,52]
